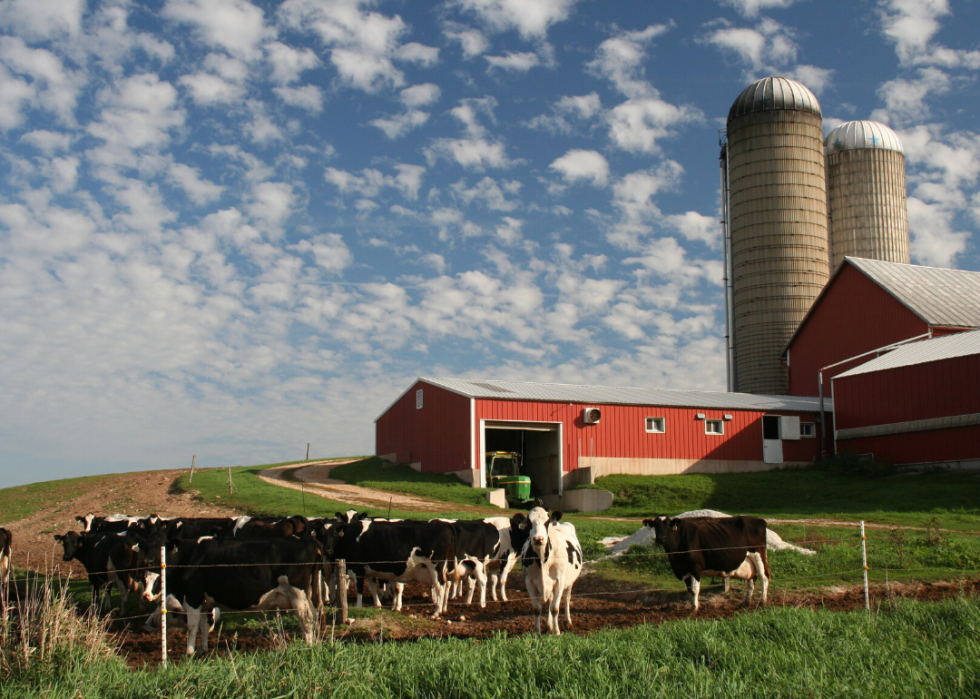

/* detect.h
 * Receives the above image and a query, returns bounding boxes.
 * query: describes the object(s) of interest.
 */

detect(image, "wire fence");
[3,522,979,667]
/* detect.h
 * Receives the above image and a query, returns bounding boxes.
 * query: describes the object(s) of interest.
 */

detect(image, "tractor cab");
[486,451,533,507]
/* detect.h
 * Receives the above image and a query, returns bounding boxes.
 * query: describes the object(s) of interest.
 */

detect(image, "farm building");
[782,257,980,397]
[832,329,980,468]
[375,377,829,494]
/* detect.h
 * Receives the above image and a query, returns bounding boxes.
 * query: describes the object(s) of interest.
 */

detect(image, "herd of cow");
[2,511,772,656]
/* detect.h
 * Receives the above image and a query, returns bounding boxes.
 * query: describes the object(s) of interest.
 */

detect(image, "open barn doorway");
[480,421,562,497]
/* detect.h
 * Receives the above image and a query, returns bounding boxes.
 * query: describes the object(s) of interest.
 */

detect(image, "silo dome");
[727,76,822,125]
[825,120,904,157]
[824,120,909,269]
[722,77,830,396]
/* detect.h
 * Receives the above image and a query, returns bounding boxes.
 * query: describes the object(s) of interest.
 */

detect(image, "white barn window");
[705,419,724,435]
[800,422,815,438]
[645,417,666,433]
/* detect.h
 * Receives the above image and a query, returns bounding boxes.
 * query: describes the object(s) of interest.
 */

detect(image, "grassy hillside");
[329,457,495,508]
[594,470,980,529]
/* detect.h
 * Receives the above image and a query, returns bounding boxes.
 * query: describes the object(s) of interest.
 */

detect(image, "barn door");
[762,415,783,464]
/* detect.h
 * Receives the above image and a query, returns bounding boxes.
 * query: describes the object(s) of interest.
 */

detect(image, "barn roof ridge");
[783,257,980,356]
[834,327,980,379]
[415,376,828,413]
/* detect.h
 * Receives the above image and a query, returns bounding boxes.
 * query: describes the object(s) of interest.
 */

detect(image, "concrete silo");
[721,77,830,396]
[825,120,910,269]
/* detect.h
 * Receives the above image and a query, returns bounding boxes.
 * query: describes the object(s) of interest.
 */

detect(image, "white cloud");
[495,216,523,244]
[587,24,673,99]
[0,37,80,125]
[550,149,609,187]
[608,162,685,249]
[878,0,980,68]
[248,181,295,231]
[0,0,85,40]
[274,84,324,112]
[871,68,950,125]
[370,109,429,139]
[88,73,185,153]
[453,0,580,39]
[179,72,245,105]
[720,0,798,18]
[907,197,968,267]
[401,83,440,108]
[442,22,489,58]
[665,211,721,248]
[607,98,700,154]
[278,0,409,93]
[292,233,353,273]
[265,42,321,84]
[426,138,512,170]
[168,162,225,205]
[450,176,522,210]
[701,18,833,92]
[485,51,540,72]
[325,164,426,200]
[163,0,272,61]
[525,92,602,134]
[395,42,439,66]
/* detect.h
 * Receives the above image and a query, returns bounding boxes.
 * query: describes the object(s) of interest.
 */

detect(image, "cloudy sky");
[1,0,978,488]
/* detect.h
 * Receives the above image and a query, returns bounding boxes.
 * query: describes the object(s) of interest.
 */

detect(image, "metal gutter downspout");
[817,332,932,458]
[720,135,735,392]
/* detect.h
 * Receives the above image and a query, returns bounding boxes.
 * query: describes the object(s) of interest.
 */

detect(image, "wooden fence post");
[861,521,870,610]
[228,467,235,496]
[306,443,310,461]
[188,455,196,484]
[337,559,349,625]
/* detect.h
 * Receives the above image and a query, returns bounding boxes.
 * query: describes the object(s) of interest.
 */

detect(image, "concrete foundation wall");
[573,456,804,483]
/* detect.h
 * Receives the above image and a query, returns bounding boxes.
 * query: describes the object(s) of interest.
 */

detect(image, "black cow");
[232,515,310,538]
[644,515,771,611]
[54,530,126,612]
[106,530,148,614]
[333,518,455,618]
[159,517,236,541]
[142,536,322,654]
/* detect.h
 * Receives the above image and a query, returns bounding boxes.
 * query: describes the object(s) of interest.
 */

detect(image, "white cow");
[518,508,583,635]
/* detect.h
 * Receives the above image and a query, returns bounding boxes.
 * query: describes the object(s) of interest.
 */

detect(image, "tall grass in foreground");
[1,573,119,683]
[3,598,979,698]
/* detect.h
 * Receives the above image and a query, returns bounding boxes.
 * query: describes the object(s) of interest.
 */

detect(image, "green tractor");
[486,451,534,508]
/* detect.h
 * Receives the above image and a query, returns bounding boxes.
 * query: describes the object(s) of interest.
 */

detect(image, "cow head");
[54,531,84,561]
[644,515,682,550]
[525,507,562,560]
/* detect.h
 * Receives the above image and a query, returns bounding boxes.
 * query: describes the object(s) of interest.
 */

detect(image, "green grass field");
[3,598,979,698]
[329,457,496,508]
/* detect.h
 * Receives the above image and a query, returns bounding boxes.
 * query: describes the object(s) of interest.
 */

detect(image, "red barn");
[375,378,828,494]
[783,257,980,397]
[832,329,980,468]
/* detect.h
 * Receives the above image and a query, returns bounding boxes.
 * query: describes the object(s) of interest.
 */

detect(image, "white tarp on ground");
[599,510,816,556]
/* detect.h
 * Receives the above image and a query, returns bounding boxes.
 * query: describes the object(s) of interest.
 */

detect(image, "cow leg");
[549,583,563,635]
[393,583,405,612]
[499,553,517,602]
[367,578,383,608]
[475,562,488,609]
[525,573,543,633]
[349,571,363,608]
[684,574,701,612]
[563,585,573,628]
[185,600,205,655]
[724,576,731,594]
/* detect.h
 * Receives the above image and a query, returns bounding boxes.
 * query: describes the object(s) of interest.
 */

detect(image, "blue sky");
[1,0,978,488]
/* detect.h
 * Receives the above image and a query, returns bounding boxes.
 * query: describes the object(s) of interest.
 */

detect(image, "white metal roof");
[834,328,980,379]
[825,120,904,156]
[847,257,980,328]
[728,76,821,124]
[412,377,827,413]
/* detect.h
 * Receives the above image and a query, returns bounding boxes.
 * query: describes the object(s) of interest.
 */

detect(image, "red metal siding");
[833,353,980,465]
[475,400,824,468]
[376,381,472,473]
[833,353,980,428]
[836,426,980,465]
[787,263,928,397]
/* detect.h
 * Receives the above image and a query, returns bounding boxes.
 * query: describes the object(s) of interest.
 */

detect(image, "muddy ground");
[112,576,980,668]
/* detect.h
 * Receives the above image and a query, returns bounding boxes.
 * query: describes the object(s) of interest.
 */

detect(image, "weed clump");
[813,451,896,478]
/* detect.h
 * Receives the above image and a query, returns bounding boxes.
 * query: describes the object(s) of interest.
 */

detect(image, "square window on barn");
[705,419,724,435]
[416,389,423,409]
[800,422,815,438]
[645,417,665,433]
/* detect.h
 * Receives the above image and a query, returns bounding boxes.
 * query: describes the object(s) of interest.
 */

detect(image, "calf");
[517,508,583,635]
[644,515,770,611]
[54,530,126,612]
[0,527,11,588]
[334,518,455,617]
[142,536,322,655]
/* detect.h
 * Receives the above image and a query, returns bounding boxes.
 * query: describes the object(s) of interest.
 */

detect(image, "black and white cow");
[75,513,142,533]
[333,518,455,617]
[231,515,310,538]
[142,536,322,654]
[55,530,126,612]
[158,517,237,541]
[106,530,148,614]
[516,508,583,635]
[644,515,770,611]
[0,527,11,590]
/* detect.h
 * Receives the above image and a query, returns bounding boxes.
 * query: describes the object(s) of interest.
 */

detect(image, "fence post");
[228,467,235,496]
[306,443,310,461]
[337,559,348,625]
[161,545,168,668]
[861,521,869,610]
[189,455,196,484]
